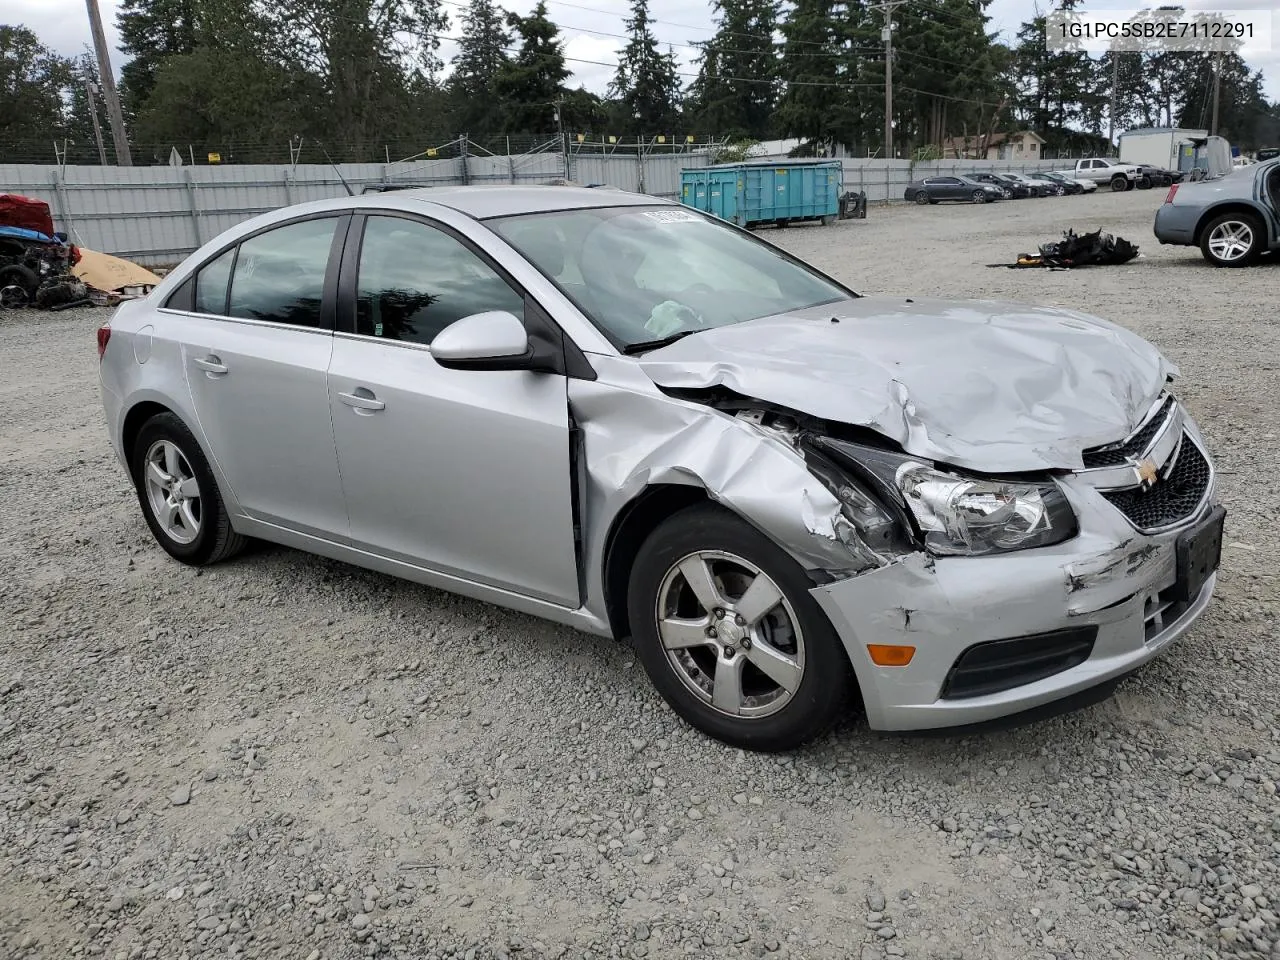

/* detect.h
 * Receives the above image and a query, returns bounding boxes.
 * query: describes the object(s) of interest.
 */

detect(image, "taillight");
[97,326,111,359]
[1164,184,1179,204]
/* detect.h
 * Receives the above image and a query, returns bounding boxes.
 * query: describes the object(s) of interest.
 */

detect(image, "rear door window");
[227,218,339,328]
[194,248,234,315]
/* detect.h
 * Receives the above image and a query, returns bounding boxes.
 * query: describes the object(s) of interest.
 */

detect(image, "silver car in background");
[1154,158,1280,266]
[99,186,1224,751]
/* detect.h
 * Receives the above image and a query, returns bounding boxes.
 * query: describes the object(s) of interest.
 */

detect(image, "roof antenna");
[317,140,355,197]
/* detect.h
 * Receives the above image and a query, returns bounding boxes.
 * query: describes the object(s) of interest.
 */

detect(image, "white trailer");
[1118,127,1208,169]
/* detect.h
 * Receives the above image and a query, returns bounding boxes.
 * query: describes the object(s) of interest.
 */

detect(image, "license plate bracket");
[1173,505,1225,603]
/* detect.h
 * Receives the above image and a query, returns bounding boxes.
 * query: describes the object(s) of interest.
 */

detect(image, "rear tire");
[913,191,929,205]
[627,504,852,751]
[1200,212,1265,267]
[130,412,246,566]
[1137,175,1152,189]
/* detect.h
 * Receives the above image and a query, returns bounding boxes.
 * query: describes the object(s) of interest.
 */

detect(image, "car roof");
[230,185,673,230]
[367,184,668,219]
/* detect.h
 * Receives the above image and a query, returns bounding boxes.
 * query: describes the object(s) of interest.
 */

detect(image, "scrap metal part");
[1007,229,1140,268]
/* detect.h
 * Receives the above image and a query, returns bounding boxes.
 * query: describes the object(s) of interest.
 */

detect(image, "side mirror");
[431,311,533,371]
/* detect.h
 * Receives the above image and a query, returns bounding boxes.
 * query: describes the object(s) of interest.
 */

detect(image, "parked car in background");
[905,176,1006,204]
[999,173,1054,197]
[961,172,1016,198]
[1029,172,1094,195]
[98,186,1223,750]
[1154,157,1280,266]
[1055,158,1143,192]
[1133,164,1183,189]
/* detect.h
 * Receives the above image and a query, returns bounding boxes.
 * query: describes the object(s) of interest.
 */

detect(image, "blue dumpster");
[679,159,843,228]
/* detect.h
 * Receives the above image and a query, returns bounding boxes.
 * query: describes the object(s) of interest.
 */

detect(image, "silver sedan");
[99,186,1224,750]
[1154,157,1280,266]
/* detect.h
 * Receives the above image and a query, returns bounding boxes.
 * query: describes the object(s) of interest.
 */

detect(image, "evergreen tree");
[1012,13,1105,150]
[0,25,75,155]
[688,0,777,139]
[449,0,511,134]
[888,0,1013,156]
[255,0,450,157]
[609,0,682,132]
[494,1,569,134]
[117,0,201,115]
[774,0,852,151]
[1177,55,1272,149]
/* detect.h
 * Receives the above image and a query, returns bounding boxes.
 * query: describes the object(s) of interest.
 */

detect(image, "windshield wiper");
[621,329,703,355]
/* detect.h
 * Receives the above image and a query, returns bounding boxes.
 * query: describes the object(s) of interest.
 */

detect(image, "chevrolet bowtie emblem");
[1136,458,1159,487]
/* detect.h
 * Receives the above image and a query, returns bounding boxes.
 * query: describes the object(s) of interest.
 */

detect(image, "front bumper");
[810,469,1221,732]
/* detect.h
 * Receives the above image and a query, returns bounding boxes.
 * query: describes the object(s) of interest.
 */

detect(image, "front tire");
[1110,175,1129,192]
[627,504,851,751]
[1200,212,1265,267]
[971,190,988,203]
[130,412,246,565]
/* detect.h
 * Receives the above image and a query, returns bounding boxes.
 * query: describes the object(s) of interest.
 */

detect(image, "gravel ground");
[1,188,1277,960]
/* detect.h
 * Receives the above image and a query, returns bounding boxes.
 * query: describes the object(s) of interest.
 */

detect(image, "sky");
[18,0,1280,105]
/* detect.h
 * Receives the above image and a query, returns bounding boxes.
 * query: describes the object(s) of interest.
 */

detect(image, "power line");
[318,9,889,89]
[439,0,884,60]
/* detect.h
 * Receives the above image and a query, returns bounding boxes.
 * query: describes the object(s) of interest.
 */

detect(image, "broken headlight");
[895,463,1076,556]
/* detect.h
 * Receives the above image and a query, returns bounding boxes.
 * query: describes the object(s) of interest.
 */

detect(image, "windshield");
[490,206,852,349]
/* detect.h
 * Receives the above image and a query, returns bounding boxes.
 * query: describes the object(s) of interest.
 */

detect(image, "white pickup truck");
[1053,158,1142,192]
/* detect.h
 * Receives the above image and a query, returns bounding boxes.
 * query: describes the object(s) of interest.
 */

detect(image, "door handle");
[338,388,385,414]
[193,355,228,376]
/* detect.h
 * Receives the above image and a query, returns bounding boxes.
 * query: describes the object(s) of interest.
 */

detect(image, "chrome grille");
[1102,435,1211,531]
[1082,395,1175,468]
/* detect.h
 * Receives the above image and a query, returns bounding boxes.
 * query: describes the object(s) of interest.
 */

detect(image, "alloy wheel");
[143,439,202,544]
[1207,221,1255,262]
[654,550,805,719]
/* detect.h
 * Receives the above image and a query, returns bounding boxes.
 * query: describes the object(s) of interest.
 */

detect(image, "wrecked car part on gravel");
[99,187,1223,750]
[996,229,1140,269]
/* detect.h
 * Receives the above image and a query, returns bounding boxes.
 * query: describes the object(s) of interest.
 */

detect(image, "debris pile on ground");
[993,228,1141,269]
[0,194,82,309]
[71,247,162,300]
[0,194,161,310]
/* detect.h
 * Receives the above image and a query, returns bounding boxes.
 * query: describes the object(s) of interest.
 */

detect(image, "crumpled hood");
[637,296,1177,472]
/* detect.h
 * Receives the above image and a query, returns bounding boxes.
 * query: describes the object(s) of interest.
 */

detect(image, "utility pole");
[1210,52,1222,136]
[84,75,108,165]
[85,0,132,166]
[871,1,905,160]
[553,98,569,180]
[1107,47,1119,149]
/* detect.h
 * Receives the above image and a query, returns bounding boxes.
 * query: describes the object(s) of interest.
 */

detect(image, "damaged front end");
[573,358,1221,733]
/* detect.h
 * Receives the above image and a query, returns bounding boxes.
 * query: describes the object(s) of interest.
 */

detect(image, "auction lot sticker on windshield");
[643,210,701,224]
[1045,9,1272,53]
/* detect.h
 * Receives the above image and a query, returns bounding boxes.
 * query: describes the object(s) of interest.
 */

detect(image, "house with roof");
[941,130,1046,160]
